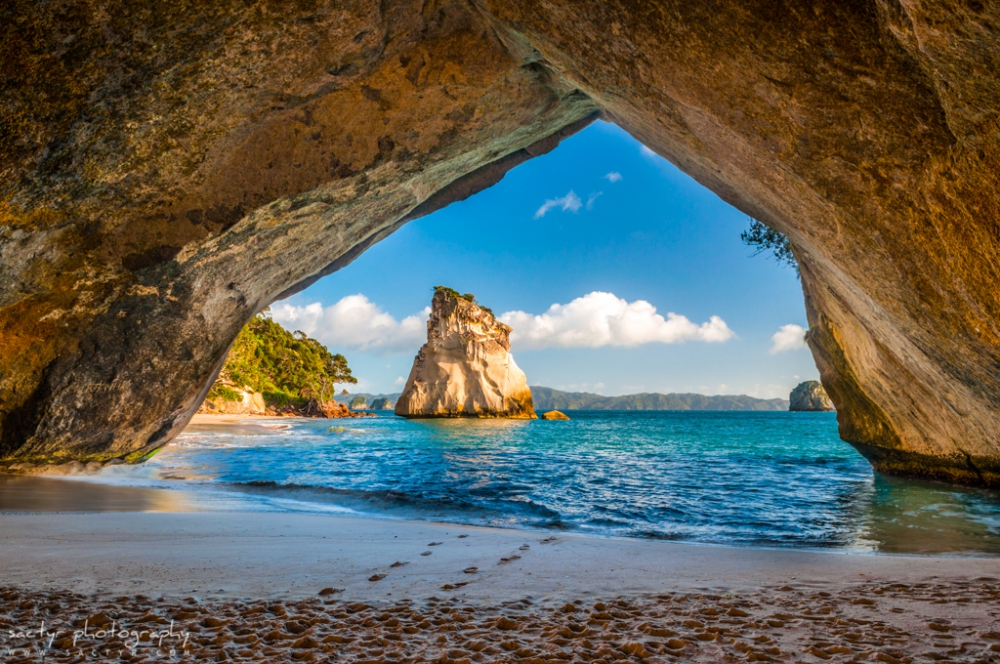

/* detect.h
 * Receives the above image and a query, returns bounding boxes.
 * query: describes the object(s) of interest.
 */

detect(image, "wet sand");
[2,478,1000,661]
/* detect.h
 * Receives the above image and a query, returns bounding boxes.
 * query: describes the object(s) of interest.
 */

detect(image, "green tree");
[741,218,798,275]
[210,312,357,406]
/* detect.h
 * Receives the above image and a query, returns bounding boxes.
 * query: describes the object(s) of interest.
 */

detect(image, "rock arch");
[2,0,999,485]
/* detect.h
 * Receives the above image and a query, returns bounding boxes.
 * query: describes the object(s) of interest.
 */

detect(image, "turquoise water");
[84,411,1000,555]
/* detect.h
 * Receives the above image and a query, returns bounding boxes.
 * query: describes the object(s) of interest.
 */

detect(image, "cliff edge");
[395,288,536,419]
[789,381,835,412]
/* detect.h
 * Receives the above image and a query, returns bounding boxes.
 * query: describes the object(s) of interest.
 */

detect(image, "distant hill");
[330,388,789,412]
[530,386,788,411]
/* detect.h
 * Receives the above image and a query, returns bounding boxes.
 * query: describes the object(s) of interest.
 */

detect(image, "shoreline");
[4,510,1000,602]
[3,480,999,661]
[2,472,997,560]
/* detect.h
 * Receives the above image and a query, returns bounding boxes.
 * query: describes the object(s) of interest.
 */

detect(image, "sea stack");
[395,287,536,419]
[789,381,835,412]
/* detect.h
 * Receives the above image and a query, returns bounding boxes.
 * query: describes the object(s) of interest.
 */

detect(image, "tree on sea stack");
[395,287,536,419]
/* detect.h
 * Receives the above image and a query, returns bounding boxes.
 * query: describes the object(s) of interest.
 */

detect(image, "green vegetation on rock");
[207,385,244,402]
[213,312,356,406]
[741,218,798,275]
[434,285,493,316]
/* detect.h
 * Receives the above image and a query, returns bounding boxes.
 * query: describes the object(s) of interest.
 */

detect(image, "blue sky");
[272,121,819,398]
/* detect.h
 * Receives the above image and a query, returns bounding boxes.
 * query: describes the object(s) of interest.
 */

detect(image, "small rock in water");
[541,410,571,420]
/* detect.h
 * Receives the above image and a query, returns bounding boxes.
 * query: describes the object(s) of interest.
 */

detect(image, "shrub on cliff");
[213,311,356,405]
[741,218,798,275]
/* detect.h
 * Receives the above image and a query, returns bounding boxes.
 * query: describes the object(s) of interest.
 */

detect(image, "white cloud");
[534,190,582,219]
[770,324,807,354]
[270,295,429,355]
[640,145,656,158]
[394,376,406,386]
[586,191,603,210]
[500,291,734,350]
[604,172,622,183]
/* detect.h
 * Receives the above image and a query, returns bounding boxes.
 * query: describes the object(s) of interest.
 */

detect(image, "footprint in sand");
[519,544,530,551]
[464,567,478,574]
[540,537,557,544]
[428,542,443,546]
[390,561,409,568]
[458,535,468,539]
[318,588,343,596]
[420,551,432,556]
[368,574,386,582]
[498,555,521,565]
[441,582,470,591]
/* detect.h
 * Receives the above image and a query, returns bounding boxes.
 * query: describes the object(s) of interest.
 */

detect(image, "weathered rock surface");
[789,381,835,412]
[2,0,1000,485]
[199,386,267,416]
[395,290,535,419]
[541,410,571,421]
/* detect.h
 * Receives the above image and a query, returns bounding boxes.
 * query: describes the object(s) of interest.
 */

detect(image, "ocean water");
[63,411,1000,555]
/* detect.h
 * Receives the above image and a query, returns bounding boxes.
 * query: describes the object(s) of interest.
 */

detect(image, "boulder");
[789,382,835,412]
[541,410,571,421]
[395,289,536,419]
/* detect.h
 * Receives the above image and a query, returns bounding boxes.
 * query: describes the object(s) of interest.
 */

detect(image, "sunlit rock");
[395,288,536,419]
[198,386,267,416]
[789,382,834,412]
[3,0,1000,486]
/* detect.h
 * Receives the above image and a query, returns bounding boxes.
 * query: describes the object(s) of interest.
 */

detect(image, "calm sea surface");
[55,411,1000,555]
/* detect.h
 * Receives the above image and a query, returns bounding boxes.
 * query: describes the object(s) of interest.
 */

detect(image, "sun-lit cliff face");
[2,0,1000,486]
[395,289,536,419]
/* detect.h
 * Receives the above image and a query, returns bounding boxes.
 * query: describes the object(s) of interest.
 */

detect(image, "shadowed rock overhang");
[1,0,999,486]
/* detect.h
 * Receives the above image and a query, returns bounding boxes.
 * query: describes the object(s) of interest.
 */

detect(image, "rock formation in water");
[541,410,571,421]
[789,382,835,412]
[395,289,535,419]
[2,0,1000,485]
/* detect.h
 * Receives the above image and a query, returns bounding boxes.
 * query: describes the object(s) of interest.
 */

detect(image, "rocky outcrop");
[2,0,1000,485]
[541,410,571,421]
[291,401,372,419]
[199,386,267,416]
[370,398,393,410]
[395,289,535,419]
[789,382,834,412]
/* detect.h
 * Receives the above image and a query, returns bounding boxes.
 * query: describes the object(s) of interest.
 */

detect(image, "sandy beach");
[2,476,999,662]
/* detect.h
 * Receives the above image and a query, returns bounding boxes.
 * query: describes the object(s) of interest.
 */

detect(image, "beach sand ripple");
[2,579,999,662]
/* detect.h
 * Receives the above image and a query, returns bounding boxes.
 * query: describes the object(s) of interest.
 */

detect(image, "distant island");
[338,388,789,411]
[531,387,788,411]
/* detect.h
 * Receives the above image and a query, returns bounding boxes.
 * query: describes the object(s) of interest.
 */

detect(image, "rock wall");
[395,290,535,419]
[199,387,267,416]
[789,381,835,412]
[2,0,1000,485]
